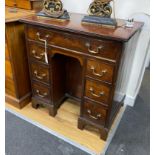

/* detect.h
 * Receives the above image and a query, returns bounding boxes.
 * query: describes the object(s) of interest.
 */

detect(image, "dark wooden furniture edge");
[5,92,31,109]
[19,14,144,42]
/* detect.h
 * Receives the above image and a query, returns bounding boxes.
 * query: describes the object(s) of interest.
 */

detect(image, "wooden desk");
[20,14,143,140]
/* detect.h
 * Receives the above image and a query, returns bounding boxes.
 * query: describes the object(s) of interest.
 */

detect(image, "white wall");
[123,13,150,106]
[62,0,150,106]
[62,0,92,14]
[114,0,150,18]
[62,0,150,18]
[115,15,150,106]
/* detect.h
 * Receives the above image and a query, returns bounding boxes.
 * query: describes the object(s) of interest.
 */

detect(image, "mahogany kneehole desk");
[20,13,143,140]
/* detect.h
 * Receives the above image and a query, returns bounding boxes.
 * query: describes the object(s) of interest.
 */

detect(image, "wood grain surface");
[5,6,35,23]
[20,13,143,41]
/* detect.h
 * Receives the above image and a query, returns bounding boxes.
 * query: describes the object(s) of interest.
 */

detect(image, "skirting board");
[114,91,136,107]
[124,95,137,107]
[5,93,31,109]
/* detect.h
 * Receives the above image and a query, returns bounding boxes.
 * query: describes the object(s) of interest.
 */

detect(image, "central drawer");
[27,25,122,61]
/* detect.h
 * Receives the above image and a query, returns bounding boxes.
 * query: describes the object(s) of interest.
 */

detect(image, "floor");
[6,111,90,155]
[6,69,150,155]
[105,69,150,155]
[5,67,150,155]
[6,97,125,155]
[7,69,151,155]
[6,99,105,155]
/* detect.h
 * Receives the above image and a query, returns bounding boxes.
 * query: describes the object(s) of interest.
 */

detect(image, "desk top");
[20,13,143,42]
[5,7,35,23]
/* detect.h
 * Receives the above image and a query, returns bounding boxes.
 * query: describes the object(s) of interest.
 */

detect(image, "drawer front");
[5,60,13,79]
[28,42,46,63]
[86,59,114,83]
[16,0,31,10]
[27,26,86,52]
[5,78,16,97]
[85,80,110,104]
[30,63,50,84]
[84,40,122,62]
[32,82,50,100]
[27,26,122,61]
[83,99,107,125]
[6,0,16,7]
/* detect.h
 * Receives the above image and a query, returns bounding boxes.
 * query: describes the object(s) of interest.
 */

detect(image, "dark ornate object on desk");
[82,0,117,28]
[37,0,70,20]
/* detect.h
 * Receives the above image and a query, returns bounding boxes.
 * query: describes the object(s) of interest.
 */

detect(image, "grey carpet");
[105,69,150,155]
[5,111,90,155]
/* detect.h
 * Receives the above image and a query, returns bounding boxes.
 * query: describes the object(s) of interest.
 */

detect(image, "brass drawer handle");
[36,32,49,41]
[90,66,107,77]
[36,89,47,98]
[87,109,102,120]
[34,70,46,80]
[36,32,49,64]
[32,50,45,60]
[86,43,103,54]
[89,87,104,98]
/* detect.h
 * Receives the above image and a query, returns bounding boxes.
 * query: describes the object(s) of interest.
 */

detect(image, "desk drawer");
[28,42,46,63]
[6,0,31,9]
[16,0,31,10]
[85,79,110,104]
[86,59,114,83]
[32,82,50,100]
[30,63,50,84]
[6,0,16,7]
[27,26,122,61]
[83,99,107,125]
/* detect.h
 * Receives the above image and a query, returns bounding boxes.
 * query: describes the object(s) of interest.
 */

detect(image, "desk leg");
[78,117,85,130]
[49,107,57,117]
[32,99,39,109]
[99,128,108,140]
